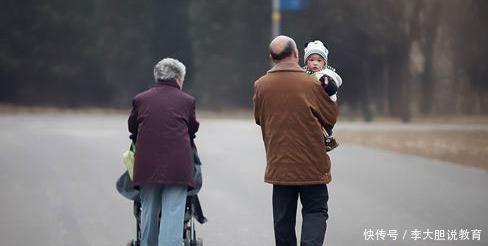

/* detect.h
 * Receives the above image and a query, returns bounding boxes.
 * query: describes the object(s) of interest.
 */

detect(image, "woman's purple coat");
[128,80,199,188]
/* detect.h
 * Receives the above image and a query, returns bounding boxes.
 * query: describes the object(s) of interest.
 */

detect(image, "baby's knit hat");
[304,40,328,63]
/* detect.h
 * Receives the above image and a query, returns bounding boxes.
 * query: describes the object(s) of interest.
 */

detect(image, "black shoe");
[325,136,339,152]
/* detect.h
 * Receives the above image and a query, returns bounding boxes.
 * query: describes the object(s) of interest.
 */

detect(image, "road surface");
[0,114,486,245]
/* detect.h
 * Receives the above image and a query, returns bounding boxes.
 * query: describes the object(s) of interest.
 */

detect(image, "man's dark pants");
[272,184,329,246]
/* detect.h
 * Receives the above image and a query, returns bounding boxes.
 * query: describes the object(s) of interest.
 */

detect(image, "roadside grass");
[336,130,488,170]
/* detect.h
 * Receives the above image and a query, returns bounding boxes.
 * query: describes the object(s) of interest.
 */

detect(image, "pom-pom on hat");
[304,40,328,63]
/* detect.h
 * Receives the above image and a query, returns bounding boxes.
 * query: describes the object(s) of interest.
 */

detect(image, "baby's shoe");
[325,136,339,152]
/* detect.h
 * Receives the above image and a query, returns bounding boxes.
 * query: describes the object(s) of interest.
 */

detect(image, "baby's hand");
[319,75,329,85]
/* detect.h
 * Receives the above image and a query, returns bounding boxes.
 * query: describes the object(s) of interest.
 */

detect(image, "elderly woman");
[128,58,199,246]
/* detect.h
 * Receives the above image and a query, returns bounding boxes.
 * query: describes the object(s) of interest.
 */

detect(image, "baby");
[303,40,343,151]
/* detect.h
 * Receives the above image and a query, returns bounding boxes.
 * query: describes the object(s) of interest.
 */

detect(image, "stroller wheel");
[196,238,203,246]
[183,238,203,246]
[127,240,139,246]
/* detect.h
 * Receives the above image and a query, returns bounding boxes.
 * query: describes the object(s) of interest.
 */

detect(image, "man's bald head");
[269,35,298,63]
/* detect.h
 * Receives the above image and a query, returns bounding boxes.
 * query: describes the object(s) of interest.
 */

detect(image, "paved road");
[0,114,486,246]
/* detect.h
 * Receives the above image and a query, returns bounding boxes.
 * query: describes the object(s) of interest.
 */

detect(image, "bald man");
[253,36,339,246]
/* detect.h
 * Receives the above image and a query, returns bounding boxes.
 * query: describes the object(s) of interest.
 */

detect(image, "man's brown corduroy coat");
[253,61,339,185]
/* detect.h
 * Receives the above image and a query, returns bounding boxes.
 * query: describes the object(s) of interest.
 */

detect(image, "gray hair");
[153,58,186,82]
